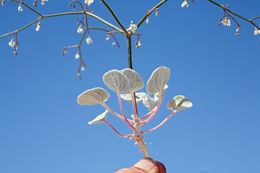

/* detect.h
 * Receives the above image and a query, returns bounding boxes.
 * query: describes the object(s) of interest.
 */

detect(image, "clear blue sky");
[0,0,260,173]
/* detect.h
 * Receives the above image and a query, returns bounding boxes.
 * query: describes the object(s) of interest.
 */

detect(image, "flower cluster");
[78,66,192,144]
[221,17,231,27]
[254,27,260,35]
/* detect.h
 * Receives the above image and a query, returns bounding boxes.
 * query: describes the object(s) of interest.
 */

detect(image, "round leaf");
[103,70,130,93]
[120,92,147,103]
[167,95,192,112]
[78,87,110,105]
[121,68,144,92]
[146,66,170,94]
[142,94,156,111]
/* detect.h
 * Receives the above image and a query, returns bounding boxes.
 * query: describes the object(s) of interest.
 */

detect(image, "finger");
[115,158,165,173]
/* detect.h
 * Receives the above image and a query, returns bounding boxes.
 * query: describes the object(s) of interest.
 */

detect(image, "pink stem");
[104,121,132,138]
[131,92,138,119]
[141,111,176,134]
[140,107,155,121]
[141,94,162,125]
[101,103,124,121]
[117,92,136,130]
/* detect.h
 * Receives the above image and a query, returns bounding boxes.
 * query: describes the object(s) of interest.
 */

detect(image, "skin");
[115,158,166,173]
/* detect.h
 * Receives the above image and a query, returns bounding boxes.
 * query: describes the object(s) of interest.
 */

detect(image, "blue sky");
[0,0,260,173]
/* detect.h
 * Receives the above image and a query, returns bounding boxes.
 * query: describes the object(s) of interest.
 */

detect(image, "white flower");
[181,0,189,8]
[75,52,80,59]
[254,27,260,35]
[41,0,48,5]
[127,20,137,33]
[86,35,93,45]
[138,40,141,47]
[81,66,85,71]
[8,38,15,47]
[106,34,110,40]
[77,25,83,34]
[155,11,159,16]
[1,0,5,6]
[112,42,116,45]
[18,4,23,12]
[36,22,41,32]
[146,17,149,24]
[235,27,240,36]
[221,17,231,27]
[84,0,94,6]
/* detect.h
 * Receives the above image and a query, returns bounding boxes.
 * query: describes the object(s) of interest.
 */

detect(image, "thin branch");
[117,93,136,130]
[100,0,128,34]
[10,0,43,16]
[251,16,260,22]
[141,95,163,125]
[101,103,125,121]
[137,0,168,28]
[104,121,132,138]
[0,11,123,39]
[208,0,260,30]
[141,111,176,134]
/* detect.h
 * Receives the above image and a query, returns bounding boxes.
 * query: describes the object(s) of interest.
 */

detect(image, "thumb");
[115,158,166,173]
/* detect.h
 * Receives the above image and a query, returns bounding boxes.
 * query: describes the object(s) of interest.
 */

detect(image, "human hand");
[115,158,166,173]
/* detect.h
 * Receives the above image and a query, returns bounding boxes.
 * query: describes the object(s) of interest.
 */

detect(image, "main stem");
[126,34,149,158]
[127,34,133,69]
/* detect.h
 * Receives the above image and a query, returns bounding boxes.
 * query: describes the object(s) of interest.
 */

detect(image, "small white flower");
[81,66,85,71]
[41,0,48,5]
[75,52,80,59]
[146,17,149,24]
[77,25,83,34]
[1,0,5,6]
[112,42,116,46]
[155,11,159,16]
[254,27,260,35]
[181,0,189,8]
[84,0,94,6]
[221,17,231,27]
[127,20,137,33]
[18,4,23,12]
[8,38,15,47]
[235,27,240,36]
[106,34,110,40]
[86,35,93,45]
[36,22,41,32]
[138,40,141,47]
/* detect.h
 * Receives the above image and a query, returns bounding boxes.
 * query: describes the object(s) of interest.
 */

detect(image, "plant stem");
[208,0,260,29]
[0,11,123,39]
[100,0,128,34]
[137,0,168,28]
[127,35,133,69]
[137,139,150,158]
